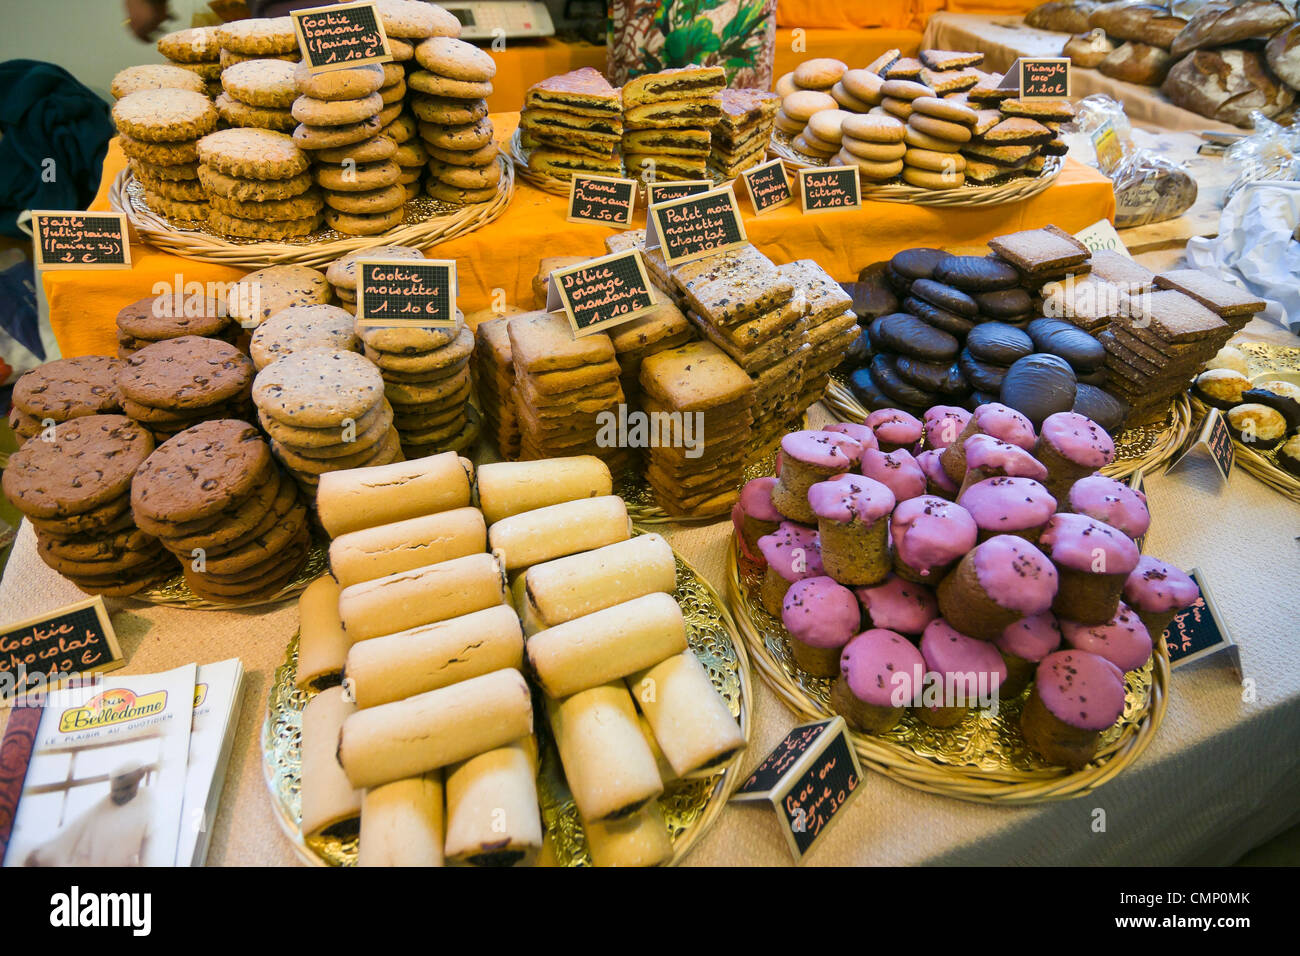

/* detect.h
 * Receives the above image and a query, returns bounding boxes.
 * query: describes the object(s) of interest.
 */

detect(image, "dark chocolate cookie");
[12,355,125,420]
[894,354,969,397]
[889,247,948,281]
[904,296,975,337]
[959,348,1009,393]
[131,419,274,524]
[873,312,960,361]
[846,268,900,321]
[965,390,1001,411]
[966,322,1034,364]
[1026,318,1105,372]
[119,335,254,409]
[872,353,940,407]
[972,286,1033,319]
[933,254,1020,292]
[999,353,1077,427]
[849,365,904,412]
[1071,383,1129,433]
[910,278,979,318]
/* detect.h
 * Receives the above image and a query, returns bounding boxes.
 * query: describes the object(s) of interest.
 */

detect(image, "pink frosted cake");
[1039,512,1140,625]
[865,408,923,452]
[889,494,977,583]
[994,612,1061,696]
[1122,555,1199,638]
[781,575,862,676]
[860,447,927,504]
[917,618,1009,728]
[1065,474,1150,540]
[916,448,958,499]
[757,520,824,616]
[1034,411,1115,501]
[732,476,783,561]
[1021,649,1127,769]
[956,433,1049,497]
[771,429,863,523]
[855,574,939,635]
[958,476,1057,543]
[807,473,895,587]
[832,628,926,733]
[936,533,1058,641]
[823,421,879,452]
[922,405,972,452]
[1061,601,1153,673]
[940,402,1036,485]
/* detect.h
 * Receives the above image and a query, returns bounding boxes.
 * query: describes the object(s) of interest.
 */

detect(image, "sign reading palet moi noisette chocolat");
[30,211,131,270]
[645,179,712,207]
[567,175,638,227]
[740,158,794,216]
[355,258,457,328]
[546,250,658,337]
[293,1,391,73]
[798,165,861,214]
[644,184,748,266]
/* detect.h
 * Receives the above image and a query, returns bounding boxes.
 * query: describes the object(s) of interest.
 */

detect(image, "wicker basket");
[109,152,515,269]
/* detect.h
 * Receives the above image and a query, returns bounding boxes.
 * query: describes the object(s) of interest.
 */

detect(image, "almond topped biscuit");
[113,88,218,142]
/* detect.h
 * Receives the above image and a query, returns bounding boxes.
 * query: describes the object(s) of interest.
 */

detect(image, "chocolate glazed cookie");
[871,353,939,407]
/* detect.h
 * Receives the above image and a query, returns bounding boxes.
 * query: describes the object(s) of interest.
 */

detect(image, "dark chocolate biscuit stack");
[118,336,255,442]
[8,356,125,446]
[115,294,238,359]
[3,415,176,596]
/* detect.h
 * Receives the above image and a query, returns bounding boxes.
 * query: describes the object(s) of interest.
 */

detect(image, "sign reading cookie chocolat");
[546,250,658,338]
[30,211,131,270]
[566,174,638,227]
[293,1,392,73]
[0,596,124,697]
[798,165,862,214]
[740,158,794,216]
[355,257,456,328]
[644,184,748,265]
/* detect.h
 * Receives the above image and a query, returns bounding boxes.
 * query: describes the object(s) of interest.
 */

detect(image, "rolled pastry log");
[300,686,362,840]
[487,495,630,572]
[584,802,673,867]
[639,714,678,784]
[527,592,687,698]
[338,551,506,644]
[357,772,444,867]
[317,451,473,537]
[295,575,347,692]
[627,650,745,777]
[345,604,524,709]
[444,737,543,866]
[329,507,486,588]
[546,683,662,823]
[520,533,677,633]
[477,456,612,525]
[339,668,533,789]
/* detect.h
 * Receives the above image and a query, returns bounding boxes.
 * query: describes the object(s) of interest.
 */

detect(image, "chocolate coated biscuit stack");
[622,66,725,183]
[777,259,858,410]
[521,67,624,179]
[710,88,779,178]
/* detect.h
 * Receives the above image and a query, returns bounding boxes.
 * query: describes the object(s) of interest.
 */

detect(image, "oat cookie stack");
[218,58,299,131]
[521,67,624,179]
[196,128,320,238]
[156,26,224,96]
[8,356,125,445]
[225,264,332,330]
[110,64,207,100]
[622,66,725,183]
[249,304,360,371]
[375,0,459,65]
[3,415,176,596]
[113,88,218,222]
[118,336,255,442]
[710,88,779,178]
[473,316,521,459]
[215,16,301,69]
[131,419,310,604]
[776,260,858,410]
[115,294,238,359]
[413,37,503,204]
[325,245,424,315]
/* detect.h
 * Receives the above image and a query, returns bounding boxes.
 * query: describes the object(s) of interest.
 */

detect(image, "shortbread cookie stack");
[777,259,858,410]
[776,89,838,156]
[218,58,298,131]
[898,88,976,190]
[606,287,695,413]
[225,263,332,331]
[118,336,256,442]
[622,66,725,183]
[709,88,779,178]
[113,88,218,222]
[156,26,223,96]
[196,128,320,238]
[253,349,400,494]
[474,317,522,459]
[325,245,424,315]
[249,304,360,371]
[7,356,124,445]
[413,37,503,205]
[521,67,624,179]
[116,294,238,359]
[639,340,755,517]
[131,420,311,605]
[835,113,907,183]
[109,64,207,100]
[4,415,176,596]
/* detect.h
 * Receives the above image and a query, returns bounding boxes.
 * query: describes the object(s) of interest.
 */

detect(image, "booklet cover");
[176,659,245,867]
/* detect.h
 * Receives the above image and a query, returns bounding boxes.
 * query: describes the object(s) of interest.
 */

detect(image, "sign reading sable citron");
[798,166,861,214]
[644,184,748,265]
[293,0,392,73]
[355,258,457,328]
[547,249,658,337]
[567,175,638,227]
[741,158,794,216]
[30,211,131,270]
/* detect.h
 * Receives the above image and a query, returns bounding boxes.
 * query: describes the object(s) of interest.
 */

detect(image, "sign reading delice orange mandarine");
[547,250,658,337]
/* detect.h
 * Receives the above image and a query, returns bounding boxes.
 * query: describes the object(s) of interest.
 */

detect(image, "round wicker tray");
[769,130,1063,207]
[727,537,1168,804]
[109,152,515,269]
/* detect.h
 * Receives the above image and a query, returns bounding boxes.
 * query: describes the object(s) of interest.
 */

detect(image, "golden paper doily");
[135,537,327,610]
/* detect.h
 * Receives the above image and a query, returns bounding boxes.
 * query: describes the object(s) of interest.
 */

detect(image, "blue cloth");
[0,259,42,361]
[0,60,113,238]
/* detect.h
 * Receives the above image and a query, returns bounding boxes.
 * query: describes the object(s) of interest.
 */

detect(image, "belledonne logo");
[50,886,151,936]
[58,688,168,733]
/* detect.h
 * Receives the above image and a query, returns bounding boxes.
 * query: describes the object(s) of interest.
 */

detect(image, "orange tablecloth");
[44,115,1114,360]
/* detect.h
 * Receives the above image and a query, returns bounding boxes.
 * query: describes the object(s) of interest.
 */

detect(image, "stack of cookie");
[361,320,479,458]
[835,112,906,182]
[131,420,311,605]
[413,37,502,205]
[380,112,422,198]
[225,263,332,331]
[607,287,695,412]
[156,26,223,97]
[639,340,755,517]
[215,17,300,69]
[249,304,360,371]
[218,58,298,132]
[325,244,424,316]
[521,67,624,180]
[116,293,237,359]
[622,66,725,182]
[709,88,778,178]
[196,128,319,239]
[776,89,837,153]
[474,316,521,459]
[777,260,858,410]
[109,64,207,100]
[376,0,460,62]
[901,92,976,189]
[112,88,218,222]
[8,356,124,445]
[4,415,176,597]
[774,56,849,98]
[253,348,400,494]
[961,96,1063,187]
[118,336,256,442]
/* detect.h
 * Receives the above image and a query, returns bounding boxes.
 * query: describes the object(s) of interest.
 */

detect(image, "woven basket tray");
[109,151,515,269]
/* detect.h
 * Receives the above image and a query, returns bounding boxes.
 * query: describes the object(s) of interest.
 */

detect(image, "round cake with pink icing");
[732,476,783,561]
[823,421,879,452]
[1039,512,1140,625]
[936,533,1058,641]
[833,628,925,733]
[958,476,1057,543]
[807,473,895,586]
[889,494,977,583]
[772,429,864,524]
[916,448,957,498]
[781,575,862,677]
[923,405,971,452]
[1061,601,1153,673]
[1034,411,1115,501]
[860,447,927,504]
[956,433,1049,497]
[995,612,1062,696]
[865,408,923,452]
[1123,555,1199,638]
[1021,649,1127,769]
[757,520,824,616]
[940,402,1037,485]
[855,574,939,635]
[1065,474,1150,540]
[917,618,1009,727]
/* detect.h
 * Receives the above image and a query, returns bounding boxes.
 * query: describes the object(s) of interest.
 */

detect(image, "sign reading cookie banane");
[546,250,658,337]
[644,185,747,266]
[30,211,131,270]
[355,258,457,328]
[293,1,392,73]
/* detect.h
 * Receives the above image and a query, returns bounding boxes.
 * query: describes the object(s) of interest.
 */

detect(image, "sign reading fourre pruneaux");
[644,185,747,265]
[645,180,711,207]
[31,211,131,270]
[567,175,638,227]
[798,166,861,214]
[293,1,392,73]
[547,250,658,337]
[355,258,457,328]
[0,596,123,700]
[741,158,794,215]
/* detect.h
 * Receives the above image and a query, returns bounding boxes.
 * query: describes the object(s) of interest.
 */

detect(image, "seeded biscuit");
[327,244,424,290]
[113,88,218,142]
[145,192,210,221]
[198,127,309,178]
[292,93,383,126]
[215,93,297,131]
[377,0,460,38]
[324,184,407,214]
[253,347,385,427]
[131,158,200,181]
[324,205,406,235]
[216,17,297,55]
[199,165,313,200]
[110,64,206,99]
[293,61,385,100]
[314,159,401,191]
[407,70,493,99]
[3,415,153,518]
[410,93,488,125]
[227,265,332,327]
[135,171,206,200]
[209,210,321,239]
[292,116,384,149]
[157,26,222,62]
[119,133,199,165]
[220,49,298,68]
[209,189,324,221]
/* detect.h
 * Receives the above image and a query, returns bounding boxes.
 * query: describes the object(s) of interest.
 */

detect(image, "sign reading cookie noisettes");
[644,185,748,265]
[293,1,392,73]
[566,175,638,227]
[30,212,131,270]
[798,166,861,214]
[740,158,794,215]
[546,250,658,338]
[355,258,457,328]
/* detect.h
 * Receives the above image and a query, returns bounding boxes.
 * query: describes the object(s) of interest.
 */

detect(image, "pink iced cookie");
[840,628,925,708]
[972,534,1058,615]
[865,408,923,450]
[1034,650,1127,731]
[782,576,861,649]
[807,473,895,523]
[963,434,1048,482]
[757,521,824,583]
[1067,474,1150,539]
[1123,555,1199,615]
[890,495,978,578]
[916,448,957,495]
[971,402,1037,450]
[1061,602,1152,672]
[855,574,939,634]
[995,612,1062,662]
[1039,512,1140,576]
[1040,411,1115,469]
[780,429,863,470]
[860,447,927,503]
[920,618,1008,691]
[823,421,879,452]
[958,476,1057,535]
[740,476,781,521]
[923,405,971,451]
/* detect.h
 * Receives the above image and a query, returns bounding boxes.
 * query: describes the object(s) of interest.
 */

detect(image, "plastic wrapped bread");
[476,456,613,524]
[295,575,348,692]
[317,451,473,537]
[357,772,445,867]
[487,495,630,572]
[444,737,543,867]
[628,650,745,777]
[329,507,487,588]
[584,802,674,867]
[300,686,362,840]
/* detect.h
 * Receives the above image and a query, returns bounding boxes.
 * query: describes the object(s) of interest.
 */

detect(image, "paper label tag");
[567,175,638,227]
[1074,217,1131,258]
[355,258,456,327]
[741,158,795,215]
[646,180,711,206]
[999,57,1071,99]
[293,1,392,73]
[1167,407,1233,483]
[31,211,131,270]
[1166,569,1240,678]
[798,165,861,214]
[644,185,748,265]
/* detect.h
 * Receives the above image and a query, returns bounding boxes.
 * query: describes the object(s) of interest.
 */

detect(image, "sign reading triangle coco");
[293,1,392,73]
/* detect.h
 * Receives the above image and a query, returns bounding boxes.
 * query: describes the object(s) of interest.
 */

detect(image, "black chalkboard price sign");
[999,57,1071,99]
[646,180,711,207]
[798,165,861,214]
[293,1,392,73]
[644,185,748,266]
[1167,407,1233,484]
[0,596,123,702]
[546,250,657,337]
[567,175,638,227]
[731,716,864,861]
[741,158,794,216]
[31,211,131,270]
[1165,569,1240,677]
[355,257,456,328]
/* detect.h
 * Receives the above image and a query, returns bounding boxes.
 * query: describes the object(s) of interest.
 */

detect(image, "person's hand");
[125,0,169,41]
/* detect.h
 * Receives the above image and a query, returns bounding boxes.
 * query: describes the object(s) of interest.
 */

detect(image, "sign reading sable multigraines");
[547,250,658,337]
[567,175,638,227]
[31,211,131,270]
[644,185,747,265]
[355,258,456,328]
[293,1,392,73]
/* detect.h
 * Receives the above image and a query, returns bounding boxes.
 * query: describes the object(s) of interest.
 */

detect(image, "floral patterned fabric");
[607,0,778,89]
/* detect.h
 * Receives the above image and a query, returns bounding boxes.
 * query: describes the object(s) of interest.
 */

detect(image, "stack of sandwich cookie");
[709,88,779,178]
[115,294,237,359]
[253,349,400,493]
[8,356,125,445]
[224,264,332,330]
[118,336,255,442]
[521,67,623,179]
[413,36,502,204]
[131,419,310,604]
[836,113,907,181]
[196,128,319,238]
[621,66,725,182]
[3,415,176,596]
[218,58,298,132]
[325,245,424,315]
[109,64,206,100]
[156,26,223,96]
[903,94,975,188]
[474,317,522,458]
[778,260,859,408]
[113,88,218,221]
[249,304,360,371]
[917,49,984,94]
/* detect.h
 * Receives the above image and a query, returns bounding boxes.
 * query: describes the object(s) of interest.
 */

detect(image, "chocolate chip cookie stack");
[521,67,624,179]
[776,260,858,410]
[375,0,459,65]
[118,336,256,442]
[8,356,124,446]
[218,58,298,132]
[622,66,725,183]
[639,340,755,517]
[3,415,176,596]
[474,316,522,459]
[249,304,360,371]
[196,128,320,239]
[709,88,778,178]
[116,293,238,359]
[225,263,332,330]
[156,26,224,97]
[325,245,424,316]
[413,37,503,204]
[113,88,218,222]
[131,419,310,604]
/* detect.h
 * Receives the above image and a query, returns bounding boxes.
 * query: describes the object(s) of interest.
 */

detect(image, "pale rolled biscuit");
[345,604,524,708]
[527,592,688,699]
[316,450,473,537]
[584,802,674,868]
[295,575,347,692]
[339,668,533,789]
[476,455,612,525]
[628,651,746,778]
[357,772,444,867]
[338,551,506,643]
[546,684,663,823]
[520,533,677,632]
[300,686,362,839]
[487,495,630,572]
[639,714,678,784]
[444,737,543,866]
[329,506,486,588]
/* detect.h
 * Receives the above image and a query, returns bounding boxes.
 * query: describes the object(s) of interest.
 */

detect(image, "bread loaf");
[1266,23,1300,89]
[1089,2,1186,49]
[1169,0,1293,58]
[1098,41,1175,85]
[1064,28,1116,68]
[1027,0,1103,35]
[1162,48,1295,126]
